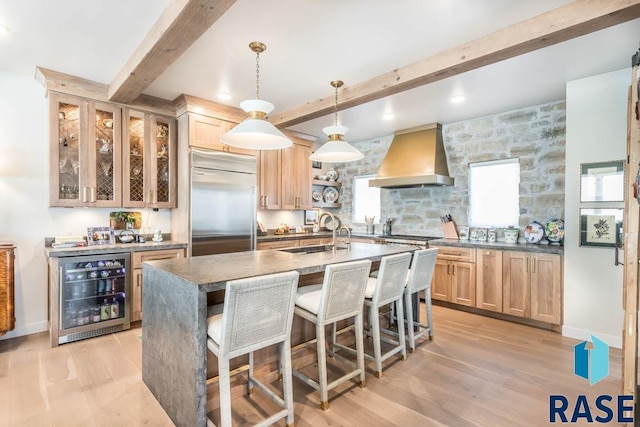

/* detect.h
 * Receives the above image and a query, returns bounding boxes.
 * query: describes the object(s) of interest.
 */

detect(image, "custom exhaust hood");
[369,123,454,188]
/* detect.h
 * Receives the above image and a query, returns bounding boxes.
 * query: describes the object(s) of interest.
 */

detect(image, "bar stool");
[292,259,372,410]
[361,252,412,378]
[404,248,438,352]
[206,271,300,427]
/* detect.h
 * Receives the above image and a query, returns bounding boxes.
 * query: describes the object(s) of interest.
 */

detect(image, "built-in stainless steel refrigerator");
[190,149,257,256]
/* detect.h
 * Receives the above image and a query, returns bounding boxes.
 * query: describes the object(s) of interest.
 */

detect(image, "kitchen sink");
[279,245,347,254]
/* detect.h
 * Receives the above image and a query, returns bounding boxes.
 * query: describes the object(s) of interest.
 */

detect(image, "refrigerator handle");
[252,187,257,250]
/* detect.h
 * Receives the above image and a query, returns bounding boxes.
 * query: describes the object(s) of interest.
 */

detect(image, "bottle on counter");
[110,297,119,319]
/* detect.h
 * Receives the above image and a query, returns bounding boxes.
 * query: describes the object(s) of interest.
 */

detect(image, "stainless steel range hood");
[369,123,454,188]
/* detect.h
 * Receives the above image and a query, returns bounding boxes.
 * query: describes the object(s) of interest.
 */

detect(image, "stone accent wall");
[332,101,566,237]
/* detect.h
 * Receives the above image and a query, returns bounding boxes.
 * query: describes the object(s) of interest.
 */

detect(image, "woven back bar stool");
[206,271,300,427]
[345,252,412,378]
[404,248,438,352]
[292,259,372,410]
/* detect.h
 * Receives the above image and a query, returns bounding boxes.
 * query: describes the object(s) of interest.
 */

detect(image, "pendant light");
[309,80,364,163]
[222,42,292,150]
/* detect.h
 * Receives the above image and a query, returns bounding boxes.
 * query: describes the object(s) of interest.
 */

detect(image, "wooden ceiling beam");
[272,0,640,128]
[108,0,236,104]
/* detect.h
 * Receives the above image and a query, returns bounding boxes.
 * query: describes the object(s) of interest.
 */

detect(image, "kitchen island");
[141,242,417,427]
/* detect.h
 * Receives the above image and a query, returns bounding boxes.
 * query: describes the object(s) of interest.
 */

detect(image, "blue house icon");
[574,335,609,385]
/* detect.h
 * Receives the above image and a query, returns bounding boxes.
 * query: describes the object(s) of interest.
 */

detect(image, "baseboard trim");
[561,325,622,349]
[0,321,48,341]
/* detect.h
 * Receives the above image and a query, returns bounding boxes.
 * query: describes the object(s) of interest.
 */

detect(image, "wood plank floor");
[0,305,627,426]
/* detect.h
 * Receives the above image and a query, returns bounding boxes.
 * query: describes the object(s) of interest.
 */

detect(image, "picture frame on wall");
[580,160,624,202]
[579,208,623,247]
[311,160,322,169]
[304,209,320,225]
[87,226,115,246]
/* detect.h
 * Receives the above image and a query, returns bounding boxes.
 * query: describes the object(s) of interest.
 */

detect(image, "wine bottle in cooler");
[110,297,119,319]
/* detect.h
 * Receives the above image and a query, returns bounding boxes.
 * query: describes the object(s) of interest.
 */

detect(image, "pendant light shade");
[309,80,363,163]
[222,42,292,150]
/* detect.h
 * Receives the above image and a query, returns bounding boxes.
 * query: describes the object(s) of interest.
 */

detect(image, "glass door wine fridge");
[58,253,131,344]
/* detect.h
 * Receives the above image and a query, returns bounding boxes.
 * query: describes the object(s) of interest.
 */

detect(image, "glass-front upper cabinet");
[123,110,176,208]
[50,93,122,207]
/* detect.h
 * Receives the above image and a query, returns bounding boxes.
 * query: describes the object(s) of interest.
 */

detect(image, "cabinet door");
[530,253,562,324]
[50,93,121,207]
[431,259,451,301]
[188,113,229,151]
[294,142,313,209]
[281,144,297,209]
[132,269,143,322]
[451,261,476,307]
[258,150,281,209]
[149,115,176,208]
[123,111,176,208]
[476,250,503,312]
[502,251,530,317]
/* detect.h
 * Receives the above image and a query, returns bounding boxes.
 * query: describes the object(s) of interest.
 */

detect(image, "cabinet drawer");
[256,240,298,250]
[434,246,476,262]
[133,249,185,268]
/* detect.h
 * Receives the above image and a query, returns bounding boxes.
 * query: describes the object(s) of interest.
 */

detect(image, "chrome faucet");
[338,226,351,249]
[324,211,337,251]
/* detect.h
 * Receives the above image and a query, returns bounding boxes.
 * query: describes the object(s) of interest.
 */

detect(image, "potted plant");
[109,211,142,230]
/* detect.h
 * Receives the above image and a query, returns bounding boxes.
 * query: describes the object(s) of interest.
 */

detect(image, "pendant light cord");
[255,50,260,100]
[334,84,338,126]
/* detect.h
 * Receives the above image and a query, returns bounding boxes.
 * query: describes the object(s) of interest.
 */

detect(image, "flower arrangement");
[109,211,142,229]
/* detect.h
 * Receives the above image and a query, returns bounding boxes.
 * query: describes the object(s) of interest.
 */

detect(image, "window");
[469,158,520,227]
[352,174,381,223]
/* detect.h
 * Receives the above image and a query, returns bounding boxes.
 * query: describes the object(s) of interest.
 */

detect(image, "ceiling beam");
[272,0,640,128]
[108,0,236,104]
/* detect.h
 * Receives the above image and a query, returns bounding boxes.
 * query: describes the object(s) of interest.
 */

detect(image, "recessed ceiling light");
[383,112,394,121]
[217,92,231,101]
[450,94,466,104]
[0,25,10,37]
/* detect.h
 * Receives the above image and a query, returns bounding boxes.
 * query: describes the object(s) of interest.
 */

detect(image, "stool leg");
[370,304,383,378]
[316,322,329,410]
[396,298,406,361]
[331,322,337,353]
[280,340,295,426]
[248,351,254,394]
[218,357,232,427]
[354,313,366,388]
[405,290,415,353]
[426,287,434,339]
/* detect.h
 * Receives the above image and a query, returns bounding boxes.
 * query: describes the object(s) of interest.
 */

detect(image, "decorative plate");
[326,168,339,182]
[320,213,341,231]
[524,221,545,243]
[323,186,339,203]
[312,191,323,202]
[545,218,565,243]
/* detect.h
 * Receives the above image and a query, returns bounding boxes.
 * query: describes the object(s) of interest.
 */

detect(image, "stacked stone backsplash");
[334,100,566,237]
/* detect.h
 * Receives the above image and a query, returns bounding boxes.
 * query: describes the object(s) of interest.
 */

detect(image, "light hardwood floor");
[0,306,627,426]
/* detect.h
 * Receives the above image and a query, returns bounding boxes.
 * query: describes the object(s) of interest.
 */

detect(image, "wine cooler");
[58,253,131,344]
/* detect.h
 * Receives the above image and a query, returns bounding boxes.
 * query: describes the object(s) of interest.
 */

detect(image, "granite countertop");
[44,240,188,257]
[144,242,415,292]
[257,231,381,242]
[429,238,564,255]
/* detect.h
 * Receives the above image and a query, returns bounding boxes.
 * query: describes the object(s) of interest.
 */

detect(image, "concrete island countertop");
[141,242,418,426]
[144,242,415,292]
[429,238,564,255]
[44,240,188,257]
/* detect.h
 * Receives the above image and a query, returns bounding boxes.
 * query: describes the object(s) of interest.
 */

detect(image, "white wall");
[563,68,631,348]
[0,70,170,340]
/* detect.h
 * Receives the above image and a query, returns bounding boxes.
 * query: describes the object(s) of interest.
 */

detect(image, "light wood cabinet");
[132,248,185,321]
[502,251,562,325]
[49,92,122,207]
[431,247,476,307]
[123,110,177,208]
[258,137,313,210]
[529,253,562,324]
[476,249,503,312]
[0,243,15,336]
[258,150,282,209]
[187,113,256,156]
